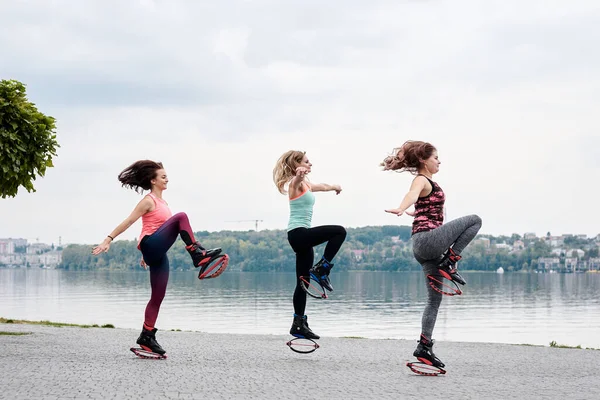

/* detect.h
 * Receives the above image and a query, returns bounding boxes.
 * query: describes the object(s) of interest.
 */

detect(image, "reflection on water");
[1,269,599,348]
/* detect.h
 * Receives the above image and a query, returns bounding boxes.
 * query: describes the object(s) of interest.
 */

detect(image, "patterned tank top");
[411,175,445,235]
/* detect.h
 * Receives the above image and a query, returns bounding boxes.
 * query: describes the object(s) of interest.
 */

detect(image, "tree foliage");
[58,225,599,272]
[59,226,417,272]
[0,79,59,198]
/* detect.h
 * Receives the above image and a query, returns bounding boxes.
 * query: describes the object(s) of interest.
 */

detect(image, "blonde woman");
[274,150,346,339]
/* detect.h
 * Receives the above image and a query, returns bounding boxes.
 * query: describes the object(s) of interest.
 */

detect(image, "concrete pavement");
[1,323,599,399]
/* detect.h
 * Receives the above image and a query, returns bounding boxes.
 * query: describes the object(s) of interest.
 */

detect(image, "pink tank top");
[138,193,172,246]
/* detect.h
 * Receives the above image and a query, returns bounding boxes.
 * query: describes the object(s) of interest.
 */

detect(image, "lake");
[1,269,599,348]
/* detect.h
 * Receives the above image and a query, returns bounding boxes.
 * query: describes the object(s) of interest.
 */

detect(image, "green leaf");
[0,79,59,198]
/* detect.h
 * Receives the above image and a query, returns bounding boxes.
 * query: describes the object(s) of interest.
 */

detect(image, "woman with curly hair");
[92,160,224,356]
[274,150,346,340]
[383,141,482,369]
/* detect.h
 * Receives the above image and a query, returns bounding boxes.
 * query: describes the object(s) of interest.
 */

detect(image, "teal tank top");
[287,188,315,231]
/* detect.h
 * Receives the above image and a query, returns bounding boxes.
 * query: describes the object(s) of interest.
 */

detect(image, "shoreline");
[2,317,598,351]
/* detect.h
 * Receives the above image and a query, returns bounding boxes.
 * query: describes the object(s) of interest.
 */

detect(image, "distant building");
[537,257,560,272]
[494,243,511,251]
[589,258,600,271]
[542,235,564,247]
[0,251,62,268]
[33,251,62,268]
[565,249,585,258]
[524,232,537,240]
[0,237,61,268]
[0,238,31,254]
[0,254,21,265]
[0,238,27,247]
[564,257,578,272]
[0,240,15,254]
[512,240,525,251]
[350,250,366,261]
[474,238,490,248]
[27,243,52,254]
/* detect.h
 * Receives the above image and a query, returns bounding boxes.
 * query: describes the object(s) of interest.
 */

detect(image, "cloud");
[1,0,599,245]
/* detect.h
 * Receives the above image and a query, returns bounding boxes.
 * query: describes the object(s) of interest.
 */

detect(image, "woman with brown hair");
[383,141,482,369]
[92,160,225,356]
[273,150,346,340]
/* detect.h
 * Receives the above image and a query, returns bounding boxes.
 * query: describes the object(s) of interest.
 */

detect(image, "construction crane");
[226,219,264,231]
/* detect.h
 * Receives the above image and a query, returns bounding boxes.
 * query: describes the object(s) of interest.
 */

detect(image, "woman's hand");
[140,257,147,270]
[295,166,309,177]
[385,208,404,216]
[91,239,111,255]
[333,184,342,195]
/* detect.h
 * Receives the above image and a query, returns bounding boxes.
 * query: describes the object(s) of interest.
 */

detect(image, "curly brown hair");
[118,160,164,193]
[381,141,437,174]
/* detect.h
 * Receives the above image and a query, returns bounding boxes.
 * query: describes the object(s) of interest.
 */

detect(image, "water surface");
[1,269,599,348]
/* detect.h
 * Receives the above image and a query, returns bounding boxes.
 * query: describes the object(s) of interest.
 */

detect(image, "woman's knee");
[296,264,311,277]
[172,211,188,221]
[469,214,482,227]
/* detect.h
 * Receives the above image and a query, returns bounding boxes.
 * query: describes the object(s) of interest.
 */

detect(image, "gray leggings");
[411,214,482,340]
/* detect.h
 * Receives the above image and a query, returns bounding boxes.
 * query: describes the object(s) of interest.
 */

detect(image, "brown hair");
[381,141,437,174]
[118,160,164,193]
[273,150,306,194]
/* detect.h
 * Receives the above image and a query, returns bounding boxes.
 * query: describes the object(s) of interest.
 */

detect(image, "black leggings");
[287,225,347,316]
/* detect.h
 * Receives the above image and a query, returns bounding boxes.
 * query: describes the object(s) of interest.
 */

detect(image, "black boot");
[186,242,222,271]
[438,248,466,285]
[290,314,320,340]
[413,335,444,368]
[136,328,166,355]
[310,257,334,292]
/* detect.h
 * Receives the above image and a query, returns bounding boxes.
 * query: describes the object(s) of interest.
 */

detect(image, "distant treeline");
[58,226,599,272]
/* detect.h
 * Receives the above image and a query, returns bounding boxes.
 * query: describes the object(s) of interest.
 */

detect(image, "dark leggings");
[139,212,197,330]
[287,225,347,316]
[411,214,482,340]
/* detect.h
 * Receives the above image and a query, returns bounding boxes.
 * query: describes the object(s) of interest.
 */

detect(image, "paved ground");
[1,323,599,400]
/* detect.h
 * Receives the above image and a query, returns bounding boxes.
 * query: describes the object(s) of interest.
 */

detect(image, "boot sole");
[291,333,320,340]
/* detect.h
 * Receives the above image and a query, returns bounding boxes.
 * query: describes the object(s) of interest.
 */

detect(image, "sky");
[1,0,599,246]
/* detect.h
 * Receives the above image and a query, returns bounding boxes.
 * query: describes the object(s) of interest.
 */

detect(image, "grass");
[550,340,581,349]
[0,331,32,336]
[515,342,600,351]
[0,318,115,329]
[342,336,366,339]
[549,340,598,350]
